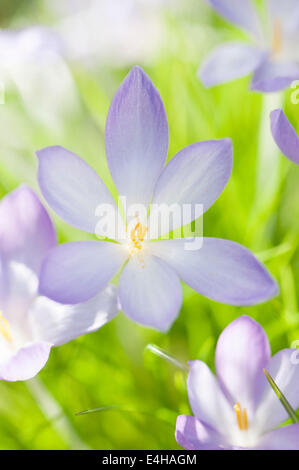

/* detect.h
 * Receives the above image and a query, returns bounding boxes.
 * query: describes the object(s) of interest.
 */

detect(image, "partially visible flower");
[54,0,171,67]
[0,26,78,128]
[176,315,299,450]
[0,186,118,381]
[270,108,299,164]
[199,0,299,92]
[37,66,277,332]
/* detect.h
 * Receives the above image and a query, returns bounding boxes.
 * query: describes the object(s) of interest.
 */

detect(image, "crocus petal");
[149,140,232,236]
[206,0,262,37]
[251,59,299,92]
[37,146,118,237]
[268,0,299,35]
[0,342,52,381]
[0,186,56,275]
[187,360,233,434]
[215,316,271,415]
[151,238,278,305]
[175,415,231,450]
[199,43,266,88]
[118,254,182,331]
[270,109,299,165]
[0,261,38,325]
[255,349,299,432]
[256,424,299,450]
[39,241,126,304]
[105,66,168,211]
[29,284,119,346]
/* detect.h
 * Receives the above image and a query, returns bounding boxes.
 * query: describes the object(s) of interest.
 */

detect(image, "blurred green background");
[0,0,299,450]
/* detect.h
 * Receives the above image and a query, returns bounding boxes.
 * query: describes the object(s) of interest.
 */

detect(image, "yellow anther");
[272,18,282,55]
[0,311,12,343]
[129,220,147,255]
[243,407,248,431]
[234,402,248,431]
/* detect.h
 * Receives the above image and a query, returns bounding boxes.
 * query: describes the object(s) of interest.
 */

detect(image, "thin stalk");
[263,368,298,424]
[146,344,189,372]
[251,91,284,224]
[27,377,90,449]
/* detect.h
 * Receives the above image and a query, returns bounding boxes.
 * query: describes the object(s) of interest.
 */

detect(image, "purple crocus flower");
[0,186,118,381]
[270,108,299,164]
[37,66,277,332]
[176,315,299,450]
[199,0,299,92]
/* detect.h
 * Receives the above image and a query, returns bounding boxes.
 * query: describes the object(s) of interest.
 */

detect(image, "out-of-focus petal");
[268,0,299,35]
[0,26,63,65]
[39,241,126,304]
[151,238,278,305]
[215,316,271,415]
[255,349,299,432]
[251,59,299,92]
[0,261,38,325]
[270,109,299,165]
[37,146,118,237]
[105,66,168,211]
[118,254,182,331]
[149,140,232,236]
[0,342,52,381]
[255,424,299,450]
[0,186,56,275]
[205,0,262,37]
[199,43,266,88]
[175,415,231,450]
[187,360,233,434]
[29,285,119,346]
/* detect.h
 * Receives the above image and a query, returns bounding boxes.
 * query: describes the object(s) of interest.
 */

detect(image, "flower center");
[234,402,248,431]
[272,18,282,56]
[0,311,12,343]
[129,220,147,256]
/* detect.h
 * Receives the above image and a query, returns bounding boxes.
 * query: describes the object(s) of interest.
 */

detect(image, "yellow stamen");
[243,407,248,431]
[129,220,147,255]
[0,311,12,343]
[234,402,243,430]
[272,18,282,55]
[234,402,248,431]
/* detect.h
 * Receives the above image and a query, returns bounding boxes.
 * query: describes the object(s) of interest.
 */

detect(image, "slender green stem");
[263,368,298,424]
[251,92,284,224]
[27,377,90,449]
[146,344,189,372]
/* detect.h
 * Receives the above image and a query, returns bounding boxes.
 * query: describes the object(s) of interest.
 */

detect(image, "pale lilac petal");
[215,316,271,415]
[39,241,126,304]
[270,109,299,165]
[256,424,299,450]
[187,360,234,434]
[175,415,231,450]
[0,261,38,325]
[29,285,119,346]
[0,26,63,65]
[206,0,262,37]
[251,59,299,92]
[151,238,278,305]
[0,342,52,381]
[105,66,168,210]
[150,140,232,236]
[255,349,299,432]
[37,146,118,236]
[0,186,56,275]
[199,43,266,88]
[268,0,299,35]
[118,254,182,331]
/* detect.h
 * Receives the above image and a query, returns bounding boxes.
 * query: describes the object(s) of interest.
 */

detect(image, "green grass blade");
[146,344,189,372]
[263,368,298,423]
